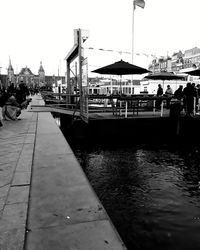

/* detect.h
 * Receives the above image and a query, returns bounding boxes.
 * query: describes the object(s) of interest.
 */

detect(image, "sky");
[1,0,200,77]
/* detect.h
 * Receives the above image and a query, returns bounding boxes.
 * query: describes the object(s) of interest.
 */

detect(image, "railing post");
[119,101,122,116]
[153,100,155,115]
[125,101,128,118]
[198,97,200,112]
[193,97,196,116]
[160,100,164,117]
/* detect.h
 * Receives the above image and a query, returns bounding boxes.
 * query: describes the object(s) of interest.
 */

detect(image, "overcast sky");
[1,0,200,76]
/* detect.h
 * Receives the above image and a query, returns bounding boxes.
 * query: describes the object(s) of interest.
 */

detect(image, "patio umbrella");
[144,71,185,90]
[92,59,150,93]
[92,59,150,75]
[144,71,185,81]
[184,68,200,76]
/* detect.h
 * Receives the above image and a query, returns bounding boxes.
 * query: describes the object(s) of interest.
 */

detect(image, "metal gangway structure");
[31,29,199,121]
[31,91,190,120]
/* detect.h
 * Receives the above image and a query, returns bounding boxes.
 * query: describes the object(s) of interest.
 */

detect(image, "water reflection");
[72,143,200,250]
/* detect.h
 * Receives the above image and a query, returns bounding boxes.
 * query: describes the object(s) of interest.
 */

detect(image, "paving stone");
[28,153,107,228]
[0,203,28,231]
[12,172,31,186]
[21,143,34,154]
[34,133,73,156]
[0,204,3,214]
[24,134,35,144]
[30,113,38,121]
[6,186,29,205]
[0,163,16,187]
[0,185,9,205]
[28,127,36,134]
[26,220,126,250]
[16,155,33,172]
[0,144,23,154]
[0,162,16,175]
[0,139,24,146]
[0,174,13,190]
[0,151,20,162]
[0,227,25,250]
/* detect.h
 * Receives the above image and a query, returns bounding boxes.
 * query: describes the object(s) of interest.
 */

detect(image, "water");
[69,141,200,250]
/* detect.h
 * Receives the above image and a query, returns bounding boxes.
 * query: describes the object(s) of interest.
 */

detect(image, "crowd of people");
[156,82,200,116]
[0,81,33,127]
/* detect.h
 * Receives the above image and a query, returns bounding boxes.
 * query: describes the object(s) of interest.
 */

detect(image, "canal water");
[66,138,200,250]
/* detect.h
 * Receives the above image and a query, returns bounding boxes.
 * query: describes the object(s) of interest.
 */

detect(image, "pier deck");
[0,95,126,250]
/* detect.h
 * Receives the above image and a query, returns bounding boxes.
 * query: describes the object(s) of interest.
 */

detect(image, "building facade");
[0,60,65,90]
[148,47,200,73]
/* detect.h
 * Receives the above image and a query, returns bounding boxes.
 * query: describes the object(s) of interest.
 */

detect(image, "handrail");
[41,92,200,118]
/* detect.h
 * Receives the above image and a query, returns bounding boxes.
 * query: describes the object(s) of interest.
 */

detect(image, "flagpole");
[132,1,135,65]
[131,0,135,94]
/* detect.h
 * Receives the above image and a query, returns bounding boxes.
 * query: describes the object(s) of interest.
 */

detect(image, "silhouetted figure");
[196,84,200,112]
[7,83,16,95]
[2,92,21,120]
[156,84,163,109]
[174,85,184,100]
[165,85,173,108]
[15,81,29,104]
[183,82,197,116]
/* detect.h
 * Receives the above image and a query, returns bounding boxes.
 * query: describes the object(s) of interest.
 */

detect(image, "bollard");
[169,99,182,136]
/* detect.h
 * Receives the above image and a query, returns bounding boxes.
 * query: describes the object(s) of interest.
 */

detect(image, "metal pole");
[75,62,78,103]
[194,97,196,116]
[125,101,128,118]
[131,1,135,94]
[132,1,135,65]
[161,100,164,117]
[78,29,82,95]
[66,60,70,104]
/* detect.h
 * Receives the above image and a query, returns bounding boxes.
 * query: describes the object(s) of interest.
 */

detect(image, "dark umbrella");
[144,71,185,90]
[92,59,150,93]
[144,71,185,81]
[184,68,200,76]
[92,59,150,75]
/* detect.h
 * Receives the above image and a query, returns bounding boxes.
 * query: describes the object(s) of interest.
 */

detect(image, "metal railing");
[40,91,199,118]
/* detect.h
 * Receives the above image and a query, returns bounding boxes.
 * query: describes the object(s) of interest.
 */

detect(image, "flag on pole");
[134,0,145,9]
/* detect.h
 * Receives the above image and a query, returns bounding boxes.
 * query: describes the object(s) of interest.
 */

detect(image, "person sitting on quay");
[2,91,22,120]
[1,88,32,121]
[0,88,8,127]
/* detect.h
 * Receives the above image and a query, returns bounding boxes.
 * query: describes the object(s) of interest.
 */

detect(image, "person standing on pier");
[165,85,173,108]
[183,82,197,116]
[156,84,163,109]
[174,85,183,100]
[196,84,200,112]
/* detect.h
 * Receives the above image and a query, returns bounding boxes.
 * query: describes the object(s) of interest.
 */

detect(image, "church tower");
[7,57,15,86]
[38,61,45,86]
